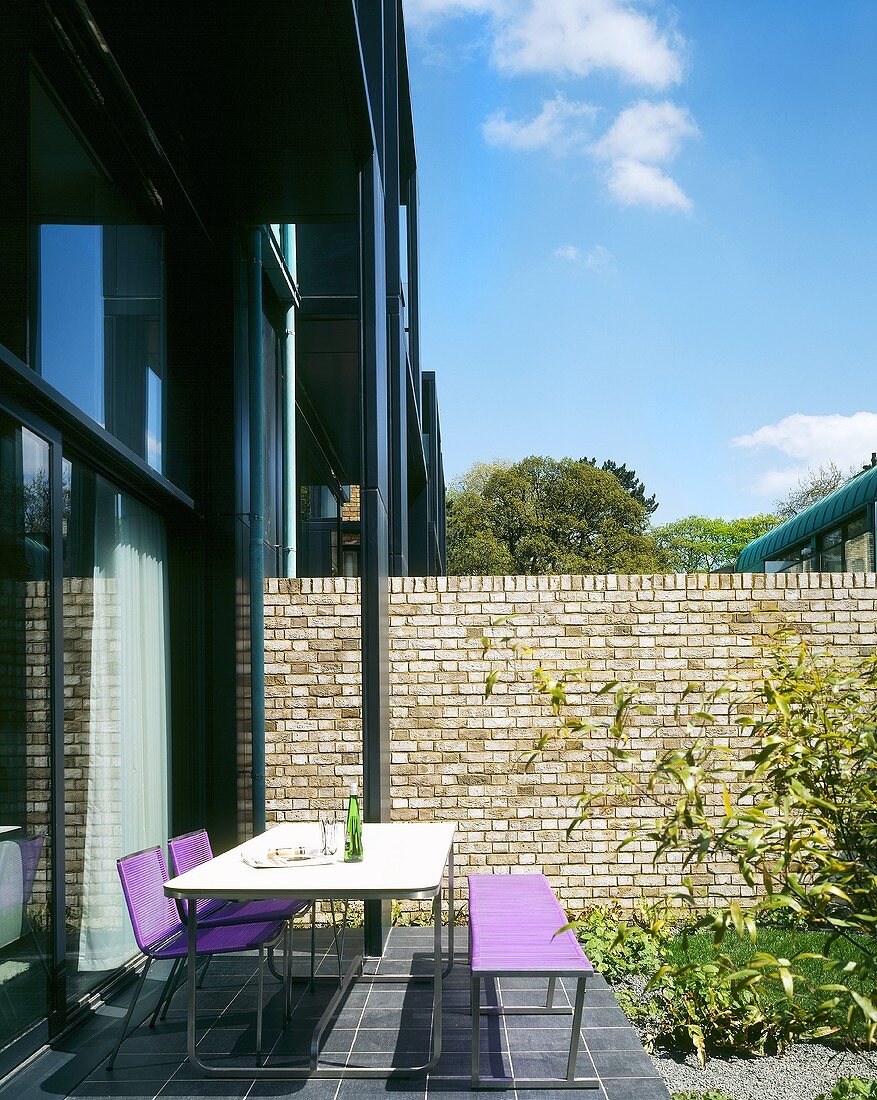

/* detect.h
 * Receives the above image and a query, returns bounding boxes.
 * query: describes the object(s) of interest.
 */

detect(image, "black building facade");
[0,0,444,1073]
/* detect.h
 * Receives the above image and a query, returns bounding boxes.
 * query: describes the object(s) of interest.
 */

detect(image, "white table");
[164,821,456,1080]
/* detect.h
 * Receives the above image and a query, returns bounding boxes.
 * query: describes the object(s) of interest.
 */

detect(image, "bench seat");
[470,873,593,976]
[468,873,597,1091]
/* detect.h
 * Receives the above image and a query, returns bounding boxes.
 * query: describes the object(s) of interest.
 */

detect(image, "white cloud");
[733,412,877,498]
[584,243,615,271]
[405,0,684,89]
[592,99,698,163]
[553,242,616,271]
[404,0,503,26]
[734,412,877,466]
[590,99,698,210]
[493,0,683,88]
[604,157,691,209]
[482,93,596,152]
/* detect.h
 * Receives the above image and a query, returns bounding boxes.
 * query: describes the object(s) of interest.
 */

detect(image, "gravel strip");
[652,1043,877,1100]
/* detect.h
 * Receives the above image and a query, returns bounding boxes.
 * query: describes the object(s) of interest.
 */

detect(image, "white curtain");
[78,491,169,971]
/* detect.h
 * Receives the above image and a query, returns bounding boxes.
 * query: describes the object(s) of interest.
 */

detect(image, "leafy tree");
[774,462,852,520]
[584,457,658,518]
[651,514,779,572]
[446,455,668,576]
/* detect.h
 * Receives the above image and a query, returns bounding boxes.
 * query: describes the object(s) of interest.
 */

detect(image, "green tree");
[651,514,779,572]
[446,455,668,575]
[584,457,658,519]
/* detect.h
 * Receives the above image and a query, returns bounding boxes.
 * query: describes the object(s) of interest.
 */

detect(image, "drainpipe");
[248,227,266,834]
[282,300,297,578]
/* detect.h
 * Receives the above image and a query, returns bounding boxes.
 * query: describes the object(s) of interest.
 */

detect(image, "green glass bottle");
[344,781,363,863]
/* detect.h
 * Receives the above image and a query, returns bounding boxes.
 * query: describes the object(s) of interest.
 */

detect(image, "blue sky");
[403,0,877,521]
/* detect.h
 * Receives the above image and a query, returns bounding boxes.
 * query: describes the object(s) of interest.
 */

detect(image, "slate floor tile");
[591,1049,662,1079]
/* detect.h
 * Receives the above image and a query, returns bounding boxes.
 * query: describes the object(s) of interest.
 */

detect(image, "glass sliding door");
[62,459,169,998]
[0,411,54,1050]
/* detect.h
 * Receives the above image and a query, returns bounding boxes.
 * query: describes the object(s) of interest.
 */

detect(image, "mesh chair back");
[167,830,224,920]
[117,847,182,954]
[18,834,45,906]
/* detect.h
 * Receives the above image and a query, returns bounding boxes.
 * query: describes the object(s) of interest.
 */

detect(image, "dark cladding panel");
[296,223,358,297]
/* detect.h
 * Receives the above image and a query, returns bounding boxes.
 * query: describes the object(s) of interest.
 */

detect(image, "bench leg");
[471,976,480,1084]
[565,976,587,1083]
[471,972,598,1090]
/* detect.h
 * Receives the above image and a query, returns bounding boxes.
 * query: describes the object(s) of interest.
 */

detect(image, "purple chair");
[168,830,316,993]
[108,846,284,1071]
[17,835,49,975]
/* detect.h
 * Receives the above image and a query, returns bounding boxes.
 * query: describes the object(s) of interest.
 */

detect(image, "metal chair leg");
[329,900,342,983]
[149,958,180,1028]
[309,903,316,985]
[256,946,265,1067]
[285,921,293,1025]
[546,976,556,1009]
[107,958,151,1071]
[197,954,212,989]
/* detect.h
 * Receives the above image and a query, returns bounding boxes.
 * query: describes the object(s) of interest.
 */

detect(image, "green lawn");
[664,926,875,1030]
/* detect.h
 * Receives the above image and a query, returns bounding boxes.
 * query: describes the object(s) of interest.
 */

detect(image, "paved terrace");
[2,929,667,1100]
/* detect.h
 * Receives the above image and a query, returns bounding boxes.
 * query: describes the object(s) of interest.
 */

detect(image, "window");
[62,459,169,998]
[0,413,54,1051]
[29,76,166,472]
[845,516,873,571]
[819,528,843,571]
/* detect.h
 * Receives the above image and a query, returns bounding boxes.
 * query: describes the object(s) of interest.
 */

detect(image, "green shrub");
[814,1080,877,1100]
[573,905,665,981]
[482,626,877,1062]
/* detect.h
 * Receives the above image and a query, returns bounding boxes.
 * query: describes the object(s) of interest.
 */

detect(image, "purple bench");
[468,874,597,1090]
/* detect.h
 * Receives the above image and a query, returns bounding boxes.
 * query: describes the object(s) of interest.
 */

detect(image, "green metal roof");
[736,464,877,571]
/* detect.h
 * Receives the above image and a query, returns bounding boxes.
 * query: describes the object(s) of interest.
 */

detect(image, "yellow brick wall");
[264,573,877,915]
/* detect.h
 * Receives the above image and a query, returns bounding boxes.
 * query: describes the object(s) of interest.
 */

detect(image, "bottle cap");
[349,781,357,795]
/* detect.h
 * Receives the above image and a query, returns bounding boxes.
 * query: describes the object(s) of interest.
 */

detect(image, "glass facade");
[0,413,54,1052]
[61,460,169,999]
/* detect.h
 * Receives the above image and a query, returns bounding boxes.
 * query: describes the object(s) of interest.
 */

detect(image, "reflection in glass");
[62,460,169,997]
[820,529,843,572]
[845,517,873,571]
[30,75,165,472]
[296,423,342,578]
[0,415,52,1049]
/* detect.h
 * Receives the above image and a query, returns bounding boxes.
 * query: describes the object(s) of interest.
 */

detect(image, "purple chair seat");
[148,918,285,958]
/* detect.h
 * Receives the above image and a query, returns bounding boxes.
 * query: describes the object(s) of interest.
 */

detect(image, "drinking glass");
[320,817,339,857]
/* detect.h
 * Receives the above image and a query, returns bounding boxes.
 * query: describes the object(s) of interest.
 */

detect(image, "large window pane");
[819,528,843,571]
[62,460,169,997]
[0,414,53,1049]
[30,75,165,473]
[845,516,874,571]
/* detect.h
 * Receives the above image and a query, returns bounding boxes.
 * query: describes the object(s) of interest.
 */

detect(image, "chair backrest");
[18,834,45,905]
[117,846,183,954]
[167,830,222,920]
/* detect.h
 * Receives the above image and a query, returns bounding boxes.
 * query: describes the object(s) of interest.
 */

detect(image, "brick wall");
[264,573,877,915]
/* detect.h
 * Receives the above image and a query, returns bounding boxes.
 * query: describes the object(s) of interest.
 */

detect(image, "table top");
[164,822,456,902]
